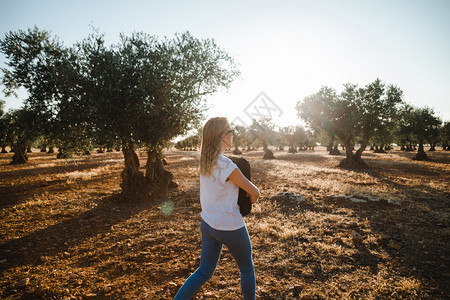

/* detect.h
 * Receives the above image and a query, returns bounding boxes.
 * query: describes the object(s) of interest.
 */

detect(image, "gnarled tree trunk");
[338,133,369,168]
[145,150,177,198]
[10,143,27,165]
[57,149,71,159]
[120,144,147,197]
[374,144,387,153]
[326,142,333,152]
[288,145,297,153]
[329,144,342,155]
[262,143,275,159]
[338,149,368,168]
[414,140,429,161]
[233,147,242,155]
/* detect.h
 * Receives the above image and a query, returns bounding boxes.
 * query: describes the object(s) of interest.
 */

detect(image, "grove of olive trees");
[1,28,448,200]
[0,27,239,198]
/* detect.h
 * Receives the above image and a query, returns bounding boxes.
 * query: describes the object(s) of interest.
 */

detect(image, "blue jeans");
[174,219,255,300]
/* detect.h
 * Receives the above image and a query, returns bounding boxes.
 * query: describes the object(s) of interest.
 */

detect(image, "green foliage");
[249,118,277,150]
[76,30,239,153]
[397,104,416,149]
[279,125,312,150]
[441,122,450,149]
[297,86,337,137]
[1,27,239,159]
[229,123,257,150]
[297,79,404,164]
[399,106,442,145]
[0,100,6,147]
[0,99,4,116]
[0,27,91,156]
[174,132,201,150]
[230,124,247,150]
[2,108,41,163]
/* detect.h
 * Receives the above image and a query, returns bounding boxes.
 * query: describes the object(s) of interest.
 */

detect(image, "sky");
[1,0,449,129]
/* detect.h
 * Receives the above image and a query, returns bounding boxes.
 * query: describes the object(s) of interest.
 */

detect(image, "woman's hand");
[249,189,260,204]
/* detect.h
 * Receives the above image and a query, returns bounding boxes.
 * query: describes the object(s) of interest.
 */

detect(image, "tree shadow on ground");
[236,149,332,164]
[0,179,65,209]
[67,184,204,289]
[260,148,449,298]
[363,149,450,164]
[273,151,330,165]
[324,166,450,298]
[0,160,121,180]
[250,195,382,300]
[0,173,119,211]
[0,193,159,274]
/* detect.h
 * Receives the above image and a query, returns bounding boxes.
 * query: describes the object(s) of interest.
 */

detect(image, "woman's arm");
[227,168,260,204]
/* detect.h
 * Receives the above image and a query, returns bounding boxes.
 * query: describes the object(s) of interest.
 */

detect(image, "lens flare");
[160,201,174,216]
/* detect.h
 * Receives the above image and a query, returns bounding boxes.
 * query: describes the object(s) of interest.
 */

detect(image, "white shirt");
[200,154,245,231]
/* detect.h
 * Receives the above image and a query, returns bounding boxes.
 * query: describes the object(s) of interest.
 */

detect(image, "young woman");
[174,117,260,300]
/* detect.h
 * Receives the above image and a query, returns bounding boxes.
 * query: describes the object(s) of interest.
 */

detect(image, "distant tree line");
[223,119,317,159]
[1,27,448,198]
[173,79,449,168]
[297,79,448,166]
[174,131,201,151]
[0,26,239,198]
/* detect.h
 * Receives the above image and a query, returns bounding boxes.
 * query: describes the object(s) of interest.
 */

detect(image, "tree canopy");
[398,105,442,160]
[0,27,239,196]
[297,79,404,167]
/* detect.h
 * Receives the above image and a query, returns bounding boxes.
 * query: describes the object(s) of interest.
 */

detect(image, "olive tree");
[399,106,442,160]
[1,27,239,198]
[76,31,239,197]
[297,79,403,167]
[0,27,91,159]
[441,122,450,150]
[0,100,7,153]
[249,118,277,159]
[230,124,246,154]
[2,108,40,164]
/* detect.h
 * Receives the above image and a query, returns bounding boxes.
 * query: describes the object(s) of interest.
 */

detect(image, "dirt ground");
[0,147,449,299]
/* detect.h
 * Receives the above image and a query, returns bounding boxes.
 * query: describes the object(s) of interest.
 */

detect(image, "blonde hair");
[200,117,230,176]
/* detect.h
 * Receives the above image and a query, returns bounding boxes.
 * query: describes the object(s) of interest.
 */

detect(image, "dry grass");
[0,147,449,299]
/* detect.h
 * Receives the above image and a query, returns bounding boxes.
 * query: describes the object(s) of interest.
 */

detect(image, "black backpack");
[227,156,252,216]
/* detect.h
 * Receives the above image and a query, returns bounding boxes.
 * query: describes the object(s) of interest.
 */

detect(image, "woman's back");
[200,153,244,231]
